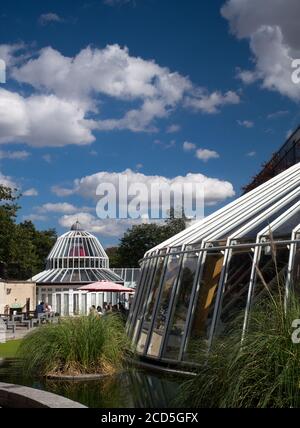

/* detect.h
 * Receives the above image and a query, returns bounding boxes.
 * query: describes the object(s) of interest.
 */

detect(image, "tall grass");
[179,294,300,408]
[18,314,131,376]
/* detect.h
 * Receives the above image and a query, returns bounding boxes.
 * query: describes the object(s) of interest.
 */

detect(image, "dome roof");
[32,224,123,284]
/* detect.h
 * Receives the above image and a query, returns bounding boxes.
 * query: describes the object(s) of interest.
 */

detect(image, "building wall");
[0,281,36,314]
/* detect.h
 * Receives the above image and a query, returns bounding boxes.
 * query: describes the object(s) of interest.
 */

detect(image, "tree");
[0,185,57,280]
[115,208,187,267]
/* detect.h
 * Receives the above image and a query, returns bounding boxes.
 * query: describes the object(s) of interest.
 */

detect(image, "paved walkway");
[2,327,33,342]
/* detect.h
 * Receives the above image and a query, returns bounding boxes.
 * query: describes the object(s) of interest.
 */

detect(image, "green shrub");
[17,314,131,376]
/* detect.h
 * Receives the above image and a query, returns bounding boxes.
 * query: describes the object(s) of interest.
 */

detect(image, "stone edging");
[47,373,108,381]
[0,382,87,408]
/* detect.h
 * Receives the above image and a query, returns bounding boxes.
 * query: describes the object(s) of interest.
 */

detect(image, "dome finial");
[71,220,84,231]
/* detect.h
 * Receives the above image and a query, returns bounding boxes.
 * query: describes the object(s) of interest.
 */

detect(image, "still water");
[0,359,183,408]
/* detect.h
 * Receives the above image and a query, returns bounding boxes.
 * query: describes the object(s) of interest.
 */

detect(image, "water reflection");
[0,359,181,408]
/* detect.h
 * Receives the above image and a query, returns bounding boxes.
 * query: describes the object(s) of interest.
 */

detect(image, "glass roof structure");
[32,221,123,285]
[127,162,300,367]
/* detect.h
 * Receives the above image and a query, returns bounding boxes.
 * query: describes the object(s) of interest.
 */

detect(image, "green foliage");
[0,184,57,279]
[112,208,188,267]
[179,294,300,408]
[17,314,131,376]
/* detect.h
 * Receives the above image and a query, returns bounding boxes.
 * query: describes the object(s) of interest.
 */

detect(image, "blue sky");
[0,0,300,246]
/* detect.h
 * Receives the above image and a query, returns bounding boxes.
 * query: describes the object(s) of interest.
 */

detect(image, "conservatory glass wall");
[128,162,300,366]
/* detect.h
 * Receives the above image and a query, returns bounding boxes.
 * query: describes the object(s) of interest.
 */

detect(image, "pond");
[0,359,184,408]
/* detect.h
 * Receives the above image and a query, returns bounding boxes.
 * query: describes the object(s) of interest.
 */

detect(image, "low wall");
[0,382,86,408]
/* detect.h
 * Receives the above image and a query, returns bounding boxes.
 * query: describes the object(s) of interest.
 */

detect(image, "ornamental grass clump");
[18,314,131,376]
[179,293,300,408]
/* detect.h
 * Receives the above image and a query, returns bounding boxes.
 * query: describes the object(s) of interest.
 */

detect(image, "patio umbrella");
[78,281,135,293]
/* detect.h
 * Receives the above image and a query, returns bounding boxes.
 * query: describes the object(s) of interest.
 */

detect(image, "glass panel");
[134,256,163,352]
[91,293,97,307]
[73,294,79,315]
[63,294,69,316]
[47,293,53,306]
[163,251,199,360]
[81,294,87,315]
[184,251,224,361]
[147,252,183,357]
[252,244,289,303]
[56,294,61,315]
[271,209,300,238]
[132,259,157,343]
[214,248,253,339]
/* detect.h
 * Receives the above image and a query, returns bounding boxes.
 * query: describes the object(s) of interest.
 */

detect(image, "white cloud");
[195,149,220,162]
[222,0,300,101]
[23,188,38,197]
[52,168,234,208]
[37,202,78,214]
[59,212,142,237]
[0,89,94,147]
[23,214,47,222]
[0,43,241,146]
[39,13,64,26]
[166,124,181,133]
[183,141,196,151]
[0,172,17,189]
[246,151,256,157]
[185,90,240,113]
[237,119,254,128]
[0,150,30,160]
[236,68,259,84]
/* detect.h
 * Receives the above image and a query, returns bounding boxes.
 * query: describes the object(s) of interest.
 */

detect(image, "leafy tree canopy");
[108,208,188,268]
[0,185,57,280]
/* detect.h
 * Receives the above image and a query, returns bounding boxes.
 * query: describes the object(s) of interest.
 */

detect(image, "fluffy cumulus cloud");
[221,0,300,101]
[183,141,196,152]
[195,149,220,162]
[36,202,92,214]
[0,43,240,146]
[52,169,235,208]
[0,89,94,146]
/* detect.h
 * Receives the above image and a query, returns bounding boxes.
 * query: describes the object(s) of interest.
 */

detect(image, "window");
[184,251,224,361]
[135,256,163,352]
[73,294,79,315]
[163,251,199,360]
[147,251,183,358]
[214,248,253,340]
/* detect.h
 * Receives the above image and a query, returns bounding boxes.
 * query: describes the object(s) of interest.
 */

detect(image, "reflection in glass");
[251,244,289,305]
[147,253,182,357]
[184,251,224,360]
[136,254,165,353]
[131,259,155,345]
[163,251,198,360]
[214,249,253,339]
